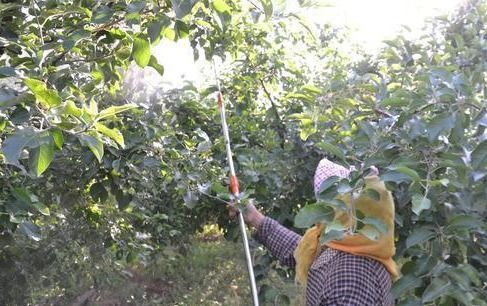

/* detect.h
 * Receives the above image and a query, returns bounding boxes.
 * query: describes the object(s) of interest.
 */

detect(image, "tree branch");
[59,53,115,65]
[32,0,44,45]
[93,16,126,33]
[374,108,394,118]
[93,9,152,33]
[260,78,286,148]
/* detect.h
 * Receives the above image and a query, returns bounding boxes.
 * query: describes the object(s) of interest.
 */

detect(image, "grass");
[22,224,300,305]
[95,224,301,305]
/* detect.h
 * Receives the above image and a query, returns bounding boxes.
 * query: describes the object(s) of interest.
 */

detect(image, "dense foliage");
[1,0,486,305]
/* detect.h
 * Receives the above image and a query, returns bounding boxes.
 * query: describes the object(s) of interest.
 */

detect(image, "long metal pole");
[213,62,260,306]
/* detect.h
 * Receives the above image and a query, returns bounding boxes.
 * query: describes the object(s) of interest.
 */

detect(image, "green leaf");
[0,67,17,78]
[175,20,189,39]
[24,78,62,108]
[445,215,483,232]
[321,199,347,210]
[12,187,33,205]
[95,122,125,148]
[79,133,104,163]
[396,297,422,306]
[301,84,321,95]
[358,226,380,240]
[364,189,380,201]
[337,181,352,194]
[163,27,176,41]
[258,0,273,19]
[406,226,436,248]
[471,140,487,170]
[29,142,54,176]
[211,182,228,194]
[380,171,412,183]
[212,0,231,13]
[51,129,64,150]
[411,194,431,215]
[132,36,151,68]
[1,128,51,168]
[320,229,345,244]
[91,5,114,24]
[287,113,311,120]
[32,203,50,216]
[90,182,108,202]
[63,29,90,50]
[298,118,316,140]
[317,176,341,195]
[91,70,104,84]
[148,56,164,76]
[422,277,452,303]
[19,221,41,241]
[116,193,132,210]
[294,204,334,228]
[64,100,82,117]
[195,19,212,28]
[0,2,20,13]
[126,1,145,24]
[435,87,456,100]
[148,18,171,45]
[389,166,421,181]
[97,104,137,121]
[172,0,195,18]
[315,142,347,162]
[426,113,456,142]
[361,217,388,234]
[0,88,21,110]
[127,1,145,13]
[391,275,423,298]
[381,97,409,107]
[324,220,347,233]
[458,264,481,287]
[109,28,126,39]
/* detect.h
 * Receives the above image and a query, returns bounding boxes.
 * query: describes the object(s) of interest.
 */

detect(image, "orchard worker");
[231,158,398,306]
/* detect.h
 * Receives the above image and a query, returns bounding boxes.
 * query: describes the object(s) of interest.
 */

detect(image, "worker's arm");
[230,203,301,268]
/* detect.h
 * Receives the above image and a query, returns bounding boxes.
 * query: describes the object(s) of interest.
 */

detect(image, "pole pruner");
[213,61,260,306]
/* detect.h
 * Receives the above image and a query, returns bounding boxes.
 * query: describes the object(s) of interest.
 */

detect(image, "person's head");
[313,158,350,197]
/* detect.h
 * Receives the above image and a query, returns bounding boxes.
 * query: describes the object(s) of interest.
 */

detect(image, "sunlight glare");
[138,0,465,89]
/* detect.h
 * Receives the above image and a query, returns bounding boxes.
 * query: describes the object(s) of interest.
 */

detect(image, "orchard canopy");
[1,0,486,305]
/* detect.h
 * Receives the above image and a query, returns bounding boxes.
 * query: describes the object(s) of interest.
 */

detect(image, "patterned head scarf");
[313,158,350,196]
[296,158,398,287]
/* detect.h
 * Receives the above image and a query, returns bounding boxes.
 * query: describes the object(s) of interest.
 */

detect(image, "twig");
[35,104,52,129]
[41,11,84,26]
[59,53,115,65]
[374,108,393,118]
[32,0,44,45]
[464,102,481,110]
[246,0,264,13]
[93,16,126,33]
[196,189,231,205]
[51,50,69,66]
[93,8,152,33]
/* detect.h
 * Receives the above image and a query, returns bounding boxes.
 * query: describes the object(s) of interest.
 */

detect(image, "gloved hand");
[228,200,265,229]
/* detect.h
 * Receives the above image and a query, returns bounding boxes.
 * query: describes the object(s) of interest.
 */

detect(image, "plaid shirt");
[255,217,394,306]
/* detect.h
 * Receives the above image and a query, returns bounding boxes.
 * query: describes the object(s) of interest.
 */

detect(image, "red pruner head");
[217,92,224,109]
[229,175,240,196]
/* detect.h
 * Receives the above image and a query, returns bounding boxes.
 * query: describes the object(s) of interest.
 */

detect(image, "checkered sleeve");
[255,217,302,268]
[319,253,389,306]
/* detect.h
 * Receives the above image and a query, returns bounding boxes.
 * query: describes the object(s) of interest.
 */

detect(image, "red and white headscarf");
[313,158,350,196]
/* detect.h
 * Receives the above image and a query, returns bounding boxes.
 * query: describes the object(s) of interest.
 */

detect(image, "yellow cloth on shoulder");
[293,175,398,286]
